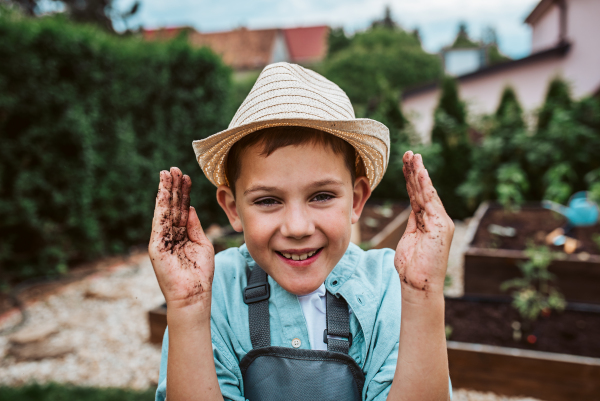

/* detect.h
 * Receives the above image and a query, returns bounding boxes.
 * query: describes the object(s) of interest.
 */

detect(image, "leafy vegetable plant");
[501,243,566,332]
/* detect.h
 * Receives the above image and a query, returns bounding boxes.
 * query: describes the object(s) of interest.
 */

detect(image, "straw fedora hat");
[192,62,390,189]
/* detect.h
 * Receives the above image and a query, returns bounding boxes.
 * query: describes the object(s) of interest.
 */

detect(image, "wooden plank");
[148,305,167,344]
[370,207,412,250]
[448,341,600,401]
[463,202,600,304]
[464,202,490,247]
[464,250,600,303]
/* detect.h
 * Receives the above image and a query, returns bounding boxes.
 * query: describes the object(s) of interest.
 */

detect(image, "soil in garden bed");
[445,297,600,358]
[359,201,409,243]
[472,206,600,254]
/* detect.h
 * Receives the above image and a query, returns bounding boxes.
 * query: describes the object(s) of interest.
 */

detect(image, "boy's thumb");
[187,207,207,244]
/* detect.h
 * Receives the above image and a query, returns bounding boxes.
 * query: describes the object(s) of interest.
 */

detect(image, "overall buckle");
[243,282,270,304]
[323,329,353,346]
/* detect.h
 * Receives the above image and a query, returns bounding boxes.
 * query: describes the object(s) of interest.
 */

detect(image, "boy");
[150,62,454,400]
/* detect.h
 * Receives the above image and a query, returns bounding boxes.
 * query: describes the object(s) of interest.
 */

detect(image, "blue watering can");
[542,191,599,227]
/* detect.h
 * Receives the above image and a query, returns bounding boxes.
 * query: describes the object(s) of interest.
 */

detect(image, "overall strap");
[244,265,271,349]
[324,291,352,354]
[244,266,352,354]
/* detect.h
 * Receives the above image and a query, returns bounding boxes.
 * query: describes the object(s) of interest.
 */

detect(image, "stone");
[8,342,74,362]
[9,322,59,345]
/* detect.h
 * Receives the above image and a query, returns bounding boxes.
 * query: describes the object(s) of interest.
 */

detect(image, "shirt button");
[291,338,301,348]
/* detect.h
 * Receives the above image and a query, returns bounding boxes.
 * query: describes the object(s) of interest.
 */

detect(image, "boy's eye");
[254,198,280,206]
[312,193,334,202]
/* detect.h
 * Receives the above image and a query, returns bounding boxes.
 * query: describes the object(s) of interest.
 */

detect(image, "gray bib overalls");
[240,265,365,400]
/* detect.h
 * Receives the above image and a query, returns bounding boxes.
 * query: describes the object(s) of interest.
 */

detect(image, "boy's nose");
[280,204,315,239]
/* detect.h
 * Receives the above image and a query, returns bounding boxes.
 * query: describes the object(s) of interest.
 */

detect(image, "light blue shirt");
[156,242,451,400]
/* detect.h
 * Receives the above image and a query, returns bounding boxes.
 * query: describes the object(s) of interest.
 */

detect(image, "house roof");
[525,0,557,25]
[189,28,279,71]
[402,41,571,99]
[143,27,194,41]
[283,26,329,63]
[144,25,330,71]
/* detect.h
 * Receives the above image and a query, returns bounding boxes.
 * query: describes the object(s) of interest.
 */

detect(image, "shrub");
[459,79,600,210]
[429,76,472,218]
[0,10,231,280]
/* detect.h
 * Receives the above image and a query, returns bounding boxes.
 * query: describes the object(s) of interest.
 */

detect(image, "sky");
[114,0,541,59]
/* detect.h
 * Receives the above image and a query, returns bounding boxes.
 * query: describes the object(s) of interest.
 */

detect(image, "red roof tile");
[143,27,194,41]
[283,26,329,63]
[189,28,279,71]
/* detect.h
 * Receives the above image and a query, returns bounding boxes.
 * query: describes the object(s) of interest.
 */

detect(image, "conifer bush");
[459,78,600,210]
[429,76,472,218]
[0,9,231,280]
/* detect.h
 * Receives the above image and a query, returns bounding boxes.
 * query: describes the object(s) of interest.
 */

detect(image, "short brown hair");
[225,126,359,197]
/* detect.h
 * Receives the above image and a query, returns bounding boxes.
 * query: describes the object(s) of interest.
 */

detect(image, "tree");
[4,0,139,32]
[430,76,472,217]
[483,27,511,66]
[452,22,479,49]
[527,77,600,202]
[458,86,529,210]
[327,27,351,57]
[371,5,397,30]
[458,79,600,210]
[323,26,442,107]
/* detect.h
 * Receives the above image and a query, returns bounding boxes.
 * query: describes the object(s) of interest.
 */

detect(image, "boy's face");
[217,142,370,296]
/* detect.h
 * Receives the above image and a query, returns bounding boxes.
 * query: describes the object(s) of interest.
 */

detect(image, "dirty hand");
[395,151,454,297]
[149,167,215,310]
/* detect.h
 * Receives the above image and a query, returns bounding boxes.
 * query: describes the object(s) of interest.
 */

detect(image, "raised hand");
[395,151,454,296]
[149,167,215,310]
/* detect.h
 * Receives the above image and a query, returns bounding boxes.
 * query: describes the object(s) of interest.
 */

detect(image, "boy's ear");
[351,176,371,224]
[216,185,243,232]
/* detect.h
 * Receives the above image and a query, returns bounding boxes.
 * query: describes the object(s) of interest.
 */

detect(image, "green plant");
[496,162,529,211]
[457,86,529,211]
[445,324,453,340]
[429,76,472,218]
[592,234,600,253]
[0,383,155,401]
[585,168,600,204]
[459,79,600,213]
[501,243,566,327]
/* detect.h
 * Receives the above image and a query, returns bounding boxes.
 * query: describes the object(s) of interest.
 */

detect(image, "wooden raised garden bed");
[463,202,600,304]
[445,296,600,400]
[148,304,167,344]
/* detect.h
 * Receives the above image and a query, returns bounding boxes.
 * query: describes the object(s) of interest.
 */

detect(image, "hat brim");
[192,117,390,190]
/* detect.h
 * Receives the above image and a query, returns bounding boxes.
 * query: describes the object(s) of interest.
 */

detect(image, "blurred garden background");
[1,0,599,399]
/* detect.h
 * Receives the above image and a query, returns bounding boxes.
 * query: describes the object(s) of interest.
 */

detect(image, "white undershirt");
[297,283,328,350]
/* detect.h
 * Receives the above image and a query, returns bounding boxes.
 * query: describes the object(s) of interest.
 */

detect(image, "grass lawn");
[0,383,155,401]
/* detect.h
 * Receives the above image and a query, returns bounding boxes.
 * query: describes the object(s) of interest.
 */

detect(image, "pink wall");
[402,0,600,142]
[561,0,600,99]
[531,4,561,52]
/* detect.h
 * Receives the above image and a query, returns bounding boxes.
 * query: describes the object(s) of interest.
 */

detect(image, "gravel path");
[0,255,164,389]
[0,237,543,400]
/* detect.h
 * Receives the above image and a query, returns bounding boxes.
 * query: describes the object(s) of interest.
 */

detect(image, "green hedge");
[0,10,232,280]
[0,383,155,401]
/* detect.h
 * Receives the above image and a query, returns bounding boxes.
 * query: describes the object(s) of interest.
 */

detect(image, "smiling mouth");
[276,248,323,261]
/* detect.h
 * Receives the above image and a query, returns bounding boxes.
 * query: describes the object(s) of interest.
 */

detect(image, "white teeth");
[280,250,319,260]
